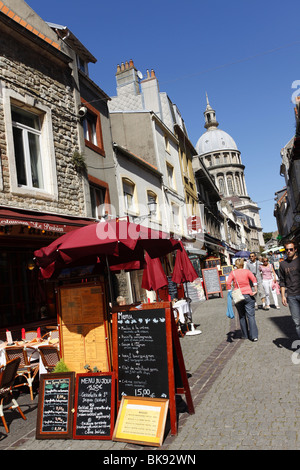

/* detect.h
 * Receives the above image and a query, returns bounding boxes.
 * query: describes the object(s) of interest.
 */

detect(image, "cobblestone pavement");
[1,292,300,451]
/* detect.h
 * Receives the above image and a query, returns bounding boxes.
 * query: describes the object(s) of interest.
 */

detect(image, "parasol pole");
[105,255,114,307]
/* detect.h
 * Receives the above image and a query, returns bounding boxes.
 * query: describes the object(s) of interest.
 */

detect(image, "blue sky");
[26,0,300,233]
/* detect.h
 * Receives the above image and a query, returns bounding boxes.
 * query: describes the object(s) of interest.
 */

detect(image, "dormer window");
[77,56,89,75]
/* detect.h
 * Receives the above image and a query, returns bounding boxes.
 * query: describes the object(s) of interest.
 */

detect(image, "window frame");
[3,89,58,200]
[171,203,181,232]
[147,190,158,220]
[122,178,137,214]
[227,175,234,195]
[166,162,175,188]
[164,134,170,154]
[77,55,89,75]
[88,175,110,219]
[90,184,106,219]
[11,106,44,190]
[81,99,105,156]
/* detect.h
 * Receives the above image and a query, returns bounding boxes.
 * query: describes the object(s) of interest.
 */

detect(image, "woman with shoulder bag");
[226,258,259,342]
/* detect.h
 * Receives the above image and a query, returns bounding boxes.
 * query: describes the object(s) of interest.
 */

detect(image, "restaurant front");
[0,206,95,335]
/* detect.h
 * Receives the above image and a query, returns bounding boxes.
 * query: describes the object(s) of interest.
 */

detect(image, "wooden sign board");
[113,396,169,447]
[202,267,223,299]
[222,265,233,275]
[36,372,75,439]
[73,372,115,440]
[57,280,111,374]
[111,302,194,436]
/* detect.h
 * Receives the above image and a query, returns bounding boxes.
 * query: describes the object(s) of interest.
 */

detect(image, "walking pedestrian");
[279,240,300,338]
[246,252,266,309]
[226,258,258,342]
[259,256,280,309]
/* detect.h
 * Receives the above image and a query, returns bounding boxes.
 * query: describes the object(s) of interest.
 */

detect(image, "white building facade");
[195,96,265,252]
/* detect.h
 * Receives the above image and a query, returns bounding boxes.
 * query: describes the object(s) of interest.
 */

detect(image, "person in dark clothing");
[279,241,300,338]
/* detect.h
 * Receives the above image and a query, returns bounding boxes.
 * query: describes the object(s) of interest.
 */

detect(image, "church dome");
[195,128,238,155]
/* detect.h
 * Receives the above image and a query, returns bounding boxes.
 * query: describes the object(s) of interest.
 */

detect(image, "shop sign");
[186,215,204,234]
[0,218,66,233]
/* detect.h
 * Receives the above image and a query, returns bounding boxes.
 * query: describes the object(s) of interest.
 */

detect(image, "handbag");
[226,291,235,318]
[231,272,245,305]
[272,280,280,295]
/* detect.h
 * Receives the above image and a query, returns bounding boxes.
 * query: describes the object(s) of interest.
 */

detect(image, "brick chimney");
[115,59,140,95]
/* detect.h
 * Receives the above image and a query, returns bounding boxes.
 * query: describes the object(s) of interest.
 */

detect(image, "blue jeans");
[235,294,258,340]
[287,296,300,338]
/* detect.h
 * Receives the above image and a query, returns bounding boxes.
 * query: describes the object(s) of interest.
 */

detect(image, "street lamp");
[133,201,157,223]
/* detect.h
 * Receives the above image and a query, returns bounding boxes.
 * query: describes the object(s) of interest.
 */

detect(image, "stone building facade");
[0,1,100,330]
[0,4,86,216]
[274,100,300,245]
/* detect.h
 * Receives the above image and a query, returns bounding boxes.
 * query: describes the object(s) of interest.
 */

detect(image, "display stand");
[56,278,111,374]
[113,396,169,447]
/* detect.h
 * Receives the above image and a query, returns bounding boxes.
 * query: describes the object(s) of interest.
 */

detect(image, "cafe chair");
[38,345,60,372]
[5,346,39,401]
[173,308,185,337]
[0,358,27,433]
[42,327,59,342]
[49,328,59,340]
[24,330,37,341]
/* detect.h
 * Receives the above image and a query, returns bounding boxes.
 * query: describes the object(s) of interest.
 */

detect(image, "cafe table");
[0,338,59,376]
[172,299,191,323]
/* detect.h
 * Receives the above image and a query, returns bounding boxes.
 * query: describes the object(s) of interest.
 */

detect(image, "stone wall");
[0,29,87,216]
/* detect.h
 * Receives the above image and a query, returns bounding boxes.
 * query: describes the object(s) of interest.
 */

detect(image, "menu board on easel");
[57,279,110,374]
[202,267,223,299]
[36,372,75,439]
[73,372,115,440]
[111,302,194,436]
[115,307,169,400]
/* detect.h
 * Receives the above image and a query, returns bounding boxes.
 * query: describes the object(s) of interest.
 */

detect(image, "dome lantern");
[204,92,219,130]
[196,95,238,155]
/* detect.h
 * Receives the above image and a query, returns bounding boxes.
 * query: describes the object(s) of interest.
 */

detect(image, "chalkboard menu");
[36,373,75,439]
[115,308,169,400]
[202,267,223,299]
[222,265,233,275]
[112,302,195,436]
[73,373,115,440]
[167,276,178,300]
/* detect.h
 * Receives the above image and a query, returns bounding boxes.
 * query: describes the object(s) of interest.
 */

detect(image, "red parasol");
[171,241,198,284]
[34,219,180,279]
[171,241,201,336]
[141,253,168,291]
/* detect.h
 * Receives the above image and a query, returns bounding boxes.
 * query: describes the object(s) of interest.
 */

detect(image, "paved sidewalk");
[163,295,300,450]
[1,292,300,450]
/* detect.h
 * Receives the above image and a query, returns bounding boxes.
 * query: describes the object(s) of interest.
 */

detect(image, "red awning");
[0,207,96,234]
